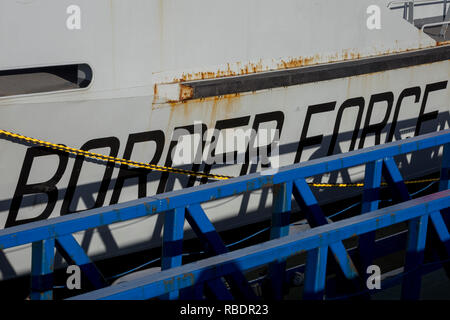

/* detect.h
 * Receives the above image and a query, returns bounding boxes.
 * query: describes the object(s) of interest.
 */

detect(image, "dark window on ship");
[0,64,92,97]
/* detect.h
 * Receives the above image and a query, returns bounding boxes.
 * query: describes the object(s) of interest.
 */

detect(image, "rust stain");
[182,273,195,286]
[209,97,219,129]
[437,40,450,46]
[163,48,370,86]
[163,277,175,291]
[152,43,444,104]
[179,84,194,101]
[174,60,267,82]
[277,54,319,69]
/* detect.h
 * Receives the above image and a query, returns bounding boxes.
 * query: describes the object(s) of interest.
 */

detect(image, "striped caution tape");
[0,129,232,181]
[0,128,440,187]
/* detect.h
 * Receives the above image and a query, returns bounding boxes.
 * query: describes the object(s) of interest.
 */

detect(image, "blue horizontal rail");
[0,129,450,300]
[70,190,450,300]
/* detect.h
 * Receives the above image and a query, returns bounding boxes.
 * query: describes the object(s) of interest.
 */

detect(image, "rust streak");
[437,40,450,46]
[152,44,444,104]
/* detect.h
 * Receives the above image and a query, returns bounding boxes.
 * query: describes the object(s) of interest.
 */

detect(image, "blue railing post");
[439,143,450,192]
[303,246,328,300]
[401,214,429,300]
[358,160,383,281]
[268,182,293,299]
[439,142,450,248]
[30,239,55,300]
[161,207,185,299]
[428,210,450,279]
[270,182,293,239]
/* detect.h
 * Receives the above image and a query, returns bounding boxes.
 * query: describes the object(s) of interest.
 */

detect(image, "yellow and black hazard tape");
[0,129,232,181]
[0,128,440,187]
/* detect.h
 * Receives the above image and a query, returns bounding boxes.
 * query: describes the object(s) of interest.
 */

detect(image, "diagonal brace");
[56,234,108,289]
[186,204,257,300]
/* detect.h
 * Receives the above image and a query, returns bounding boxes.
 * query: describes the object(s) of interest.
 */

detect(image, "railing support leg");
[358,160,383,282]
[267,182,293,299]
[161,207,185,300]
[401,214,429,300]
[293,179,366,298]
[440,143,450,191]
[30,239,55,300]
[429,211,450,279]
[439,143,450,227]
[304,246,328,300]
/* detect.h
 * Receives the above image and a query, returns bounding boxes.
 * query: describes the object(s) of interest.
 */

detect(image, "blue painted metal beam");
[439,143,450,192]
[439,143,450,228]
[268,182,293,299]
[428,210,450,278]
[382,157,411,202]
[69,190,450,300]
[1,129,450,250]
[185,204,257,300]
[161,207,185,300]
[292,179,363,295]
[303,246,328,300]
[31,239,55,300]
[401,213,429,300]
[357,160,383,280]
[55,235,107,289]
[251,230,443,299]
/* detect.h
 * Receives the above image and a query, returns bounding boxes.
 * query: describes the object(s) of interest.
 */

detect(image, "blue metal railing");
[70,189,450,300]
[1,129,450,300]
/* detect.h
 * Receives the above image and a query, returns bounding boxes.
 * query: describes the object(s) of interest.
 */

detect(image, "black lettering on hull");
[6,147,68,227]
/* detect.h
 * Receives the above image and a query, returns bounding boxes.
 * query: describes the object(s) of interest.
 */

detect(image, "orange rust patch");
[179,84,194,101]
[152,45,441,104]
[277,54,319,69]
[175,60,269,82]
[167,50,369,84]
[165,46,435,86]
[437,40,450,46]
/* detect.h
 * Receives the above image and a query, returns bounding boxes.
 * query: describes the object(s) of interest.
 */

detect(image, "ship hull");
[0,49,449,280]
